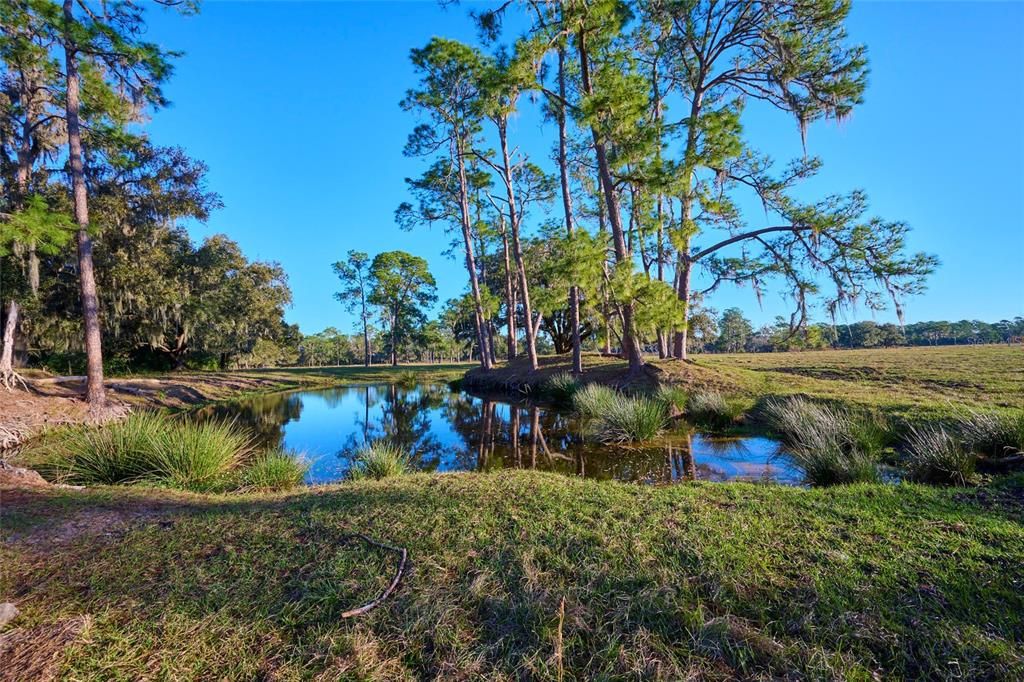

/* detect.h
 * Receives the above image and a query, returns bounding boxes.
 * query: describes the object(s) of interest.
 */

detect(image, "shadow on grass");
[4,473,1023,679]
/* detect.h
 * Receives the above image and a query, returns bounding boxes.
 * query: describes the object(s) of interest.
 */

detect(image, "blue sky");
[143,1,1024,336]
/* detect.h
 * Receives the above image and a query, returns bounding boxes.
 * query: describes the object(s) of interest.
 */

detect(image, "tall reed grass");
[653,385,688,413]
[685,391,744,430]
[36,412,307,493]
[544,373,580,406]
[348,441,411,481]
[572,384,619,419]
[592,395,669,443]
[758,396,881,486]
[241,449,310,491]
[953,410,1024,457]
[903,424,975,486]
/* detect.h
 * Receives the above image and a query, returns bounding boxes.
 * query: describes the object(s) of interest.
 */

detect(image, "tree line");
[393,0,936,375]
[0,1,294,407]
[694,308,1024,354]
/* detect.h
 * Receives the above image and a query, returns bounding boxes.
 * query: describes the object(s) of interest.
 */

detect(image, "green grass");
[571,383,619,418]
[903,423,976,486]
[3,472,1023,679]
[685,391,746,430]
[347,441,412,481]
[687,344,1024,419]
[241,449,310,491]
[543,372,580,406]
[758,396,882,485]
[25,413,313,493]
[589,394,669,443]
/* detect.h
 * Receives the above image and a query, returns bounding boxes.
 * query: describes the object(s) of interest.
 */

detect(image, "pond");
[196,383,802,485]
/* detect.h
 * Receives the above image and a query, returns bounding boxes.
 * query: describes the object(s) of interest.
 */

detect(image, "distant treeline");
[691,308,1024,354]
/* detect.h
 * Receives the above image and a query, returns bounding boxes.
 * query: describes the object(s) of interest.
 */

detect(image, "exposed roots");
[0,368,29,392]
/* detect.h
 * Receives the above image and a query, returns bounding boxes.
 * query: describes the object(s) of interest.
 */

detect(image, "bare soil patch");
[0,371,320,450]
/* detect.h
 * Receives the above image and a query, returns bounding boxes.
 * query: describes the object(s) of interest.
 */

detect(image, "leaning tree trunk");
[577,32,644,375]
[64,3,106,412]
[557,46,583,376]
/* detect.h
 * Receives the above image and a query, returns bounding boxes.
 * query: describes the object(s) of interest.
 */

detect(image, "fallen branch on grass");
[340,533,408,618]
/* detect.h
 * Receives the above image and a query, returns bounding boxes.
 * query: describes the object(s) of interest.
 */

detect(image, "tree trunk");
[577,31,644,374]
[455,144,492,370]
[500,222,517,362]
[64,3,106,412]
[0,301,23,389]
[674,257,692,360]
[673,88,703,360]
[497,119,539,371]
[557,47,583,377]
[360,291,371,367]
[391,305,399,366]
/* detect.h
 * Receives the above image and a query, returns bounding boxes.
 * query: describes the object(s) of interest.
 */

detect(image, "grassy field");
[466,344,1024,421]
[3,471,1022,680]
[692,344,1024,418]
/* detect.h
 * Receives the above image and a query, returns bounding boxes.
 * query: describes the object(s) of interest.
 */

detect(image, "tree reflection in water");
[192,382,800,484]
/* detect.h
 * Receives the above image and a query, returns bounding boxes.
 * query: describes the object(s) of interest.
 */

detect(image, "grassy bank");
[3,471,1022,679]
[467,345,1024,421]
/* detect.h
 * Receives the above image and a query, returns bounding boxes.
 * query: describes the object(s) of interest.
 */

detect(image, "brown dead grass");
[0,615,91,682]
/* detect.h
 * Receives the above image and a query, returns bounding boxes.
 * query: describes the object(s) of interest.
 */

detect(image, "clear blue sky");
[143,1,1024,336]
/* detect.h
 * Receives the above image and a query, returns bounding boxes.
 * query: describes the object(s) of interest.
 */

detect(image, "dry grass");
[0,616,91,682]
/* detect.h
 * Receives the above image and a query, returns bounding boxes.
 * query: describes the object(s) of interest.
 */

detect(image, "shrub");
[686,391,742,430]
[348,441,411,481]
[572,384,619,419]
[903,423,975,486]
[544,372,580,405]
[953,410,1024,457]
[241,449,309,491]
[591,395,668,443]
[757,396,880,486]
[38,413,256,492]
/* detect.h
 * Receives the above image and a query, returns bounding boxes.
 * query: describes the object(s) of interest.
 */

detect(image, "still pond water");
[198,383,801,485]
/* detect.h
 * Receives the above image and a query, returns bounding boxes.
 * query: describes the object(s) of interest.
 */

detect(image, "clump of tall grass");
[348,441,411,481]
[241,449,309,491]
[544,372,580,406]
[653,384,688,413]
[758,396,881,486]
[686,391,743,430]
[38,413,256,492]
[952,409,1024,457]
[572,384,619,419]
[395,370,419,388]
[591,395,669,443]
[36,411,164,484]
[151,419,255,492]
[903,423,975,486]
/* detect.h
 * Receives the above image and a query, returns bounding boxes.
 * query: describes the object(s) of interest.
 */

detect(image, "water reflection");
[193,384,801,485]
